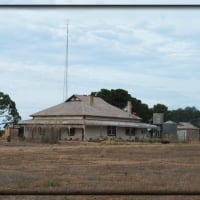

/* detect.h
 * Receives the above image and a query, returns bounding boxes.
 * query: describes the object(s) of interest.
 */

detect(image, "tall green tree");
[130,97,152,122]
[153,104,168,113]
[0,92,21,125]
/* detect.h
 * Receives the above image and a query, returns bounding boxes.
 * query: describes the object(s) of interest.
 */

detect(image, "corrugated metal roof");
[31,94,141,120]
[19,118,156,129]
[177,122,199,130]
[19,119,84,125]
[164,120,177,124]
[85,120,157,128]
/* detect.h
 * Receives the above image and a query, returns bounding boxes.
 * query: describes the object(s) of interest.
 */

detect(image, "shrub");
[43,179,61,187]
[161,140,170,144]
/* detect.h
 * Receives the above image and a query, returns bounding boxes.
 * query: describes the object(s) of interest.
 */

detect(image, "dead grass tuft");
[42,179,62,188]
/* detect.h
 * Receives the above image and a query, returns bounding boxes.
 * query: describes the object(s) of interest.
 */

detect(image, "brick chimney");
[88,95,94,106]
[127,101,132,114]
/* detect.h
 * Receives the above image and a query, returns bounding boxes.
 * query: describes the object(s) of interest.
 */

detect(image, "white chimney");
[127,101,132,114]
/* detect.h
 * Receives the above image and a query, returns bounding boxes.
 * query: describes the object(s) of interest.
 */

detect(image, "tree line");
[91,88,200,127]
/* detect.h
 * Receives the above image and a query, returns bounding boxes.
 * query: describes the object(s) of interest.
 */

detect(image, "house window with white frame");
[107,126,116,136]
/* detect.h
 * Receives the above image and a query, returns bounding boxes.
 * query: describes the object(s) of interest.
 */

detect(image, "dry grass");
[0,139,200,199]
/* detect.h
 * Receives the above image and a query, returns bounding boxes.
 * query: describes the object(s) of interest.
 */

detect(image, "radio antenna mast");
[63,21,69,101]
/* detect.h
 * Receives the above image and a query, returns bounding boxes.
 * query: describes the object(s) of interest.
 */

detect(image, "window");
[131,128,136,136]
[125,128,135,136]
[107,126,116,136]
[141,129,146,134]
[18,127,24,137]
[69,128,75,136]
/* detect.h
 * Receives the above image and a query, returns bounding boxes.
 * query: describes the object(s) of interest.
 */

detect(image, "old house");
[18,94,156,142]
[177,122,200,142]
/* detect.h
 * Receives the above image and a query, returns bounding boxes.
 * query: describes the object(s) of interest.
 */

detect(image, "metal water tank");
[153,113,164,125]
[163,121,177,134]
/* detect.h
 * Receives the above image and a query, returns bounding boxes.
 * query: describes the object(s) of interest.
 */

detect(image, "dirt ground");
[0,139,200,199]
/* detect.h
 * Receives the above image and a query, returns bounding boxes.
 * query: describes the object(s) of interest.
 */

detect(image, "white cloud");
[69,64,200,96]
[0,58,64,118]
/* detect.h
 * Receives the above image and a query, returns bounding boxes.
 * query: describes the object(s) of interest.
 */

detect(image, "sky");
[1,4,200,120]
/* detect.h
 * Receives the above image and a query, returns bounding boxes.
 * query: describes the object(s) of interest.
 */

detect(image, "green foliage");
[0,91,21,125]
[131,97,152,122]
[166,106,200,123]
[153,104,168,113]
[190,118,200,128]
[92,88,131,109]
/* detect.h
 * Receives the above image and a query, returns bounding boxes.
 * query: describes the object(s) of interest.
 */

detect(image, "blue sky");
[1,6,200,120]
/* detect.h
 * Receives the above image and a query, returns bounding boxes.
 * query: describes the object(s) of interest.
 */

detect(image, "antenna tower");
[63,22,69,101]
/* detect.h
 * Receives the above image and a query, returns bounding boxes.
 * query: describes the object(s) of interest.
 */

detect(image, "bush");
[43,179,61,187]
[161,140,170,144]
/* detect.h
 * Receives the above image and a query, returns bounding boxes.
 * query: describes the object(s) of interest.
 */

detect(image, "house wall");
[84,126,148,141]
[3,128,11,139]
[22,124,149,142]
[66,128,83,141]
[187,129,200,142]
[177,130,188,142]
[59,127,68,140]
[24,126,32,140]
[135,129,149,140]
[85,126,106,140]
[116,127,136,140]
[3,127,19,140]
[24,126,59,143]
[23,125,84,142]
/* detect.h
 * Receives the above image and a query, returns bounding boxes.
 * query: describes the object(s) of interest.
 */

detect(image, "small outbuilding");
[177,122,200,142]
